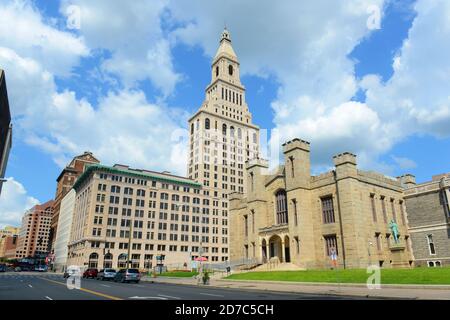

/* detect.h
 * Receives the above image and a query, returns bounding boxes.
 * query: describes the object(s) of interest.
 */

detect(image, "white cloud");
[391,156,417,170]
[0,0,88,77]
[0,1,188,175]
[60,0,181,96]
[363,0,450,139]
[0,178,40,229]
[167,0,386,168]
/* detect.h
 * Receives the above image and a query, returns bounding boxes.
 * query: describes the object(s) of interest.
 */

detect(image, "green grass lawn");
[157,271,199,277]
[226,267,450,285]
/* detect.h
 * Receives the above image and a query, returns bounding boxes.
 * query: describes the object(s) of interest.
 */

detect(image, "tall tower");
[187,28,260,262]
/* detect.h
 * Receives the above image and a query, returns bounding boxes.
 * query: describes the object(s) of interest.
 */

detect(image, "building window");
[292,199,298,226]
[375,232,381,250]
[370,194,377,222]
[321,196,335,224]
[216,66,219,77]
[205,118,210,130]
[324,235,338,257]
[244,215,248,237]
[289,156,295,178]
[251,210,255,233]
[427,234,436,255]
[222,124,227,136]
[228,64,233,76]
[380,196,387,222]
[294,236,300,254]
[275,190,288,225]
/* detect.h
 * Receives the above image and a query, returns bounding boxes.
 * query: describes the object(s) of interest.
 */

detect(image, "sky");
[1,0,450,228]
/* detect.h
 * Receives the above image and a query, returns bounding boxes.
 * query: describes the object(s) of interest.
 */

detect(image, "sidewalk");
[142,276,450,300]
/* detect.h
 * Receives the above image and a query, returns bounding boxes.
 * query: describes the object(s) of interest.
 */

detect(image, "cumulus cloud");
[363,0,450,139]
[60,0,182,96]
[0,178,40,228]
[0,0,88,77]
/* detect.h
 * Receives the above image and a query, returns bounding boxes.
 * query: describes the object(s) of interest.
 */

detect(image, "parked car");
[0,264,7,272]
[63,265,81,279]
[82,268,98,279]
[34,265,48,272]
[96,268,116,281]
[113,268,141,283]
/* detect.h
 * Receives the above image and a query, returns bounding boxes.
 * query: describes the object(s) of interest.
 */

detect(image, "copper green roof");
[73,164,202,190]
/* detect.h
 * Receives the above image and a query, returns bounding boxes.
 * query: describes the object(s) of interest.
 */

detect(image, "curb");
[217,279,450,290]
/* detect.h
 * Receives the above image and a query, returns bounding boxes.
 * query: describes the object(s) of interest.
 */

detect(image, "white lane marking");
[45,296,53,300]
[158,294,181,300]
[28,284,33,288]
[200,292,224,297]
[100,284,111,287]
[135,284,145,288]
[129,296,168,300]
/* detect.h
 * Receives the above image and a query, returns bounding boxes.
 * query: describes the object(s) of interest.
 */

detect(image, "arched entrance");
[103,253,113,268]
[284,235,291,263]
[268,235,283,262]
[88,253,98,268]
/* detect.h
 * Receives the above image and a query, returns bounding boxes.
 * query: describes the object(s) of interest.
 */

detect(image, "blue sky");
[1,0,450,227]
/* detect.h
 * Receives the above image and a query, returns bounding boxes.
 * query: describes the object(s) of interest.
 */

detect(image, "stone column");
[281,240,285,263]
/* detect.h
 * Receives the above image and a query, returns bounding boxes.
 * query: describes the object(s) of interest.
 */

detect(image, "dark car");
[82,268,98,278]
[114,268,141,283]
[96,268,116,281]
[0,264,6,272]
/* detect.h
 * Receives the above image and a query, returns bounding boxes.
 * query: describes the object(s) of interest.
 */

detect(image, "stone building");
[15,201,54,259]
[230,138,414,269]
[66,163,227,271]
[187,28,260,258]
[404,173,450,267]
[49,152,100,252]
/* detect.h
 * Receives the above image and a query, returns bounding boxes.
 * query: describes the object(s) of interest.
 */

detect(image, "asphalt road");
[0,272,367,300]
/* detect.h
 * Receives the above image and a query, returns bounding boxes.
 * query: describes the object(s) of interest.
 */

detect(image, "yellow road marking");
[38,277,123,300]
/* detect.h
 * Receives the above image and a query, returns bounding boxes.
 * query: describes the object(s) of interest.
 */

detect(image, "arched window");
[118,253,127,268]
[205,118,210,130]
[230,126,235,137]
[191,123,194,134]
[228,65,233,76]
[238,128,242,139]
[253,132,257,143]
[196,119,200,130]
[104,253,113,268]
[275,190,288,225]
[216,66,219,77]
[88,252,99,268]
[222,124,227,136]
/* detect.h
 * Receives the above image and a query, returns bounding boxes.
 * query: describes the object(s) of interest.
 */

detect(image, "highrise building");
[187,28,260,258]
[15,201,54,259]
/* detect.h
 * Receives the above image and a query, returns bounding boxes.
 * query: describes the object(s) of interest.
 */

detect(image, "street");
[0,272,367,300]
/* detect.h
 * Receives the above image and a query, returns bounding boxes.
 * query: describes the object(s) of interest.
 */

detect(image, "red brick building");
[49,152,100,251]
